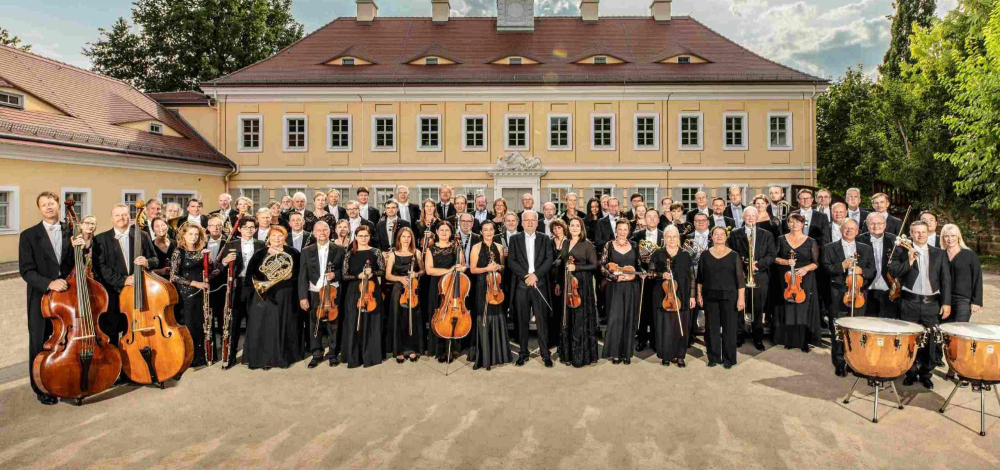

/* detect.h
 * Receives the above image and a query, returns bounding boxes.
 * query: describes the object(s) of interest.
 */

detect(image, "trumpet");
[253,250,294,296]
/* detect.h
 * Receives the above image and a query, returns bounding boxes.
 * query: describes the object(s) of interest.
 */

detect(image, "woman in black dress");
[424,221,468,363]
[651,225,696,367]
[150,216,174,278]
[308,191,336,233]
[751,195,782,240]
[332,219,352,250]
[468,220,512,370]
[600,219,641,364]
[774,211,821,352]
[245,225,303,369]
[549,218,569,349]
[584,198,602,243]
[340,224,385,368]
[942,224,984,324]
[170,224,234,367]
[696,226,746,368]
[385,227,425,363]
[558,217,600,367]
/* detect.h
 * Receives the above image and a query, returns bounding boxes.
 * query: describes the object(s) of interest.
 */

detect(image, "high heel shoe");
[409,355,418,362]
[677,359,686,368]
[623,358,631,365]
[611,358,621,365]
[396,357,405,364]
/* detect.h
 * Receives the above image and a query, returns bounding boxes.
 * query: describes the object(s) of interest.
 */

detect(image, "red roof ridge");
[0,44,130,89]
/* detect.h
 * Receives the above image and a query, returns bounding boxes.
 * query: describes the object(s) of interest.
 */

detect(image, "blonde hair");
[940,224,968,249]
[177,224,207,251]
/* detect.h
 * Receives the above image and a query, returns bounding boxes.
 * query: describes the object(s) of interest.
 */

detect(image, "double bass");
[119,200,193,387]
[33,199,122,404]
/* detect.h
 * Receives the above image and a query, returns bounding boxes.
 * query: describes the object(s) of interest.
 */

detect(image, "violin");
[119,199,194,386]
[607,263,639,282]
[886,206,913,301]
[661,256,679,312]
[783,251,807,304]
[485,246,504,306]
[357,259,377,314]
[33,199,122,403]
[843,253,865,310]
[315,257,338,338]
[432,240,472,340]
[565,256,581,309]
[400,254,420,309]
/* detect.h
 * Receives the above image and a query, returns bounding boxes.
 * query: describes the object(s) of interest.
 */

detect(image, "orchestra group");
[19,184,985,406]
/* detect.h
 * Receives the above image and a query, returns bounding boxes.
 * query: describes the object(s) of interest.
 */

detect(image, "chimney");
[356,0,378,24]
[650,0,671,23]
[432,0,451,24]
[581,0,599,23]
[497,0,535,32]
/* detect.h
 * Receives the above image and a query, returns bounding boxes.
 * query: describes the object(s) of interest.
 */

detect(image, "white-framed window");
[634,113,659,151]
[327,114,352,152]
[239,186,264,210]
[417,115,442,151]
[767,112,793,150]
[546,186,570,214]
[678,186,703,212]
[547,114,572,151]
[61,187,92,220]
[281,186,307,199]
[591,114,615,150]
[635,186,658,208]
[159,190,197,209]
[458,186,487,213]
[238,114,262,152]
[149,122,163,135]
[0,186,20,234]
[343,58,356,66]
[122,190,145,219]
[283,114,307,152]
[594,56,608,65]
[371,114,396,152]
[418,186,439,206]
[0,91,24,110]
[504,114,529,151]
[373,186,395,211]
[678,112,703,151]
[590,186,615,200]
[462,115,487,151]
[510,57,523,65]
[723,112,748,151]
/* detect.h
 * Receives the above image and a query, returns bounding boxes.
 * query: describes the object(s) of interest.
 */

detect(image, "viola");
[843,253,866,310]
[119,199,194,386]
[783,251,807,304]
[485,246,504,306]
[33,199,122,404]
[661,256,679,312]
[432,240,472,340]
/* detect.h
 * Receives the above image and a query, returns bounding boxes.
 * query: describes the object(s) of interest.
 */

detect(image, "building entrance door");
[501,187,533,209]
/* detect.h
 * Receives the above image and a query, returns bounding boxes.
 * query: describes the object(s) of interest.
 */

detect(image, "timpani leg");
[889,381,904,410]
[939,381,960,413]
[843,376,861,404]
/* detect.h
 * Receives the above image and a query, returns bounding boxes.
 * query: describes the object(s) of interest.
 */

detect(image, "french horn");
[638,239,659,264]
[253,250,294,296]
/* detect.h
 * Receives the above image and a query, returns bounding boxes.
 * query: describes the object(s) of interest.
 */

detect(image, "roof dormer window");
[343,58,355,66]
[594,56,607,65]
[426,57,439,66]
[678,56,691,64]
[510,57,522,65]
[0,91,23,110]
[149,122,163,135]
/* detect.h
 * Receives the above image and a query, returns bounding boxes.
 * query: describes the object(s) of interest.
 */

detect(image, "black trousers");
[27,299,53,397]
[226,283,253,364]
[738,283,767,344]
[307,292,340,359]
[515,283,551,359]
[865,289,898,319]
[900,297,940,380]
[636,279,656,347]
[828,285,852,369]
[704,297,737,365]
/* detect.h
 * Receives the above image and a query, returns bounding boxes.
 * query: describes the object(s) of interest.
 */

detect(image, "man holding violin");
[822,219,876,377]
[298,221,345,368]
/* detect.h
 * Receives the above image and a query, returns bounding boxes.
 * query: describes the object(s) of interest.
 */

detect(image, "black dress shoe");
[437,355,447,363]
[800,345,812,353]
[903,376,916,386]
[635,342,647,352]
[515,357,526,366]
[262,367,271,371]
[543,358,553,368]
[662,359,670,366]
[409,355,418,362]
[396,357,405,364]
[920,377,934,389]
[623,358,631,365]
[37,394,58,405]
[754,341,765,351]
[223,362,236,370]
[677,359,686,368]
[307,358,322,369]
[329,357,340,367]
[723,363,733,369]
[191,359,207,368]
[611,358,621,364]
[707,361,719,367]
[835,367,846,377]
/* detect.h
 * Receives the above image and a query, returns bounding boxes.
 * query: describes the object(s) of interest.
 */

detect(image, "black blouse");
[949,248,984,305]
[696,249,745,300]
[649,248,695,309]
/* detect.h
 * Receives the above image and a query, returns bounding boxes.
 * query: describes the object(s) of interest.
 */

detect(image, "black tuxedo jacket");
[708,214,736,230]
[346,218,376,239]
[456,231,482,264]
[630,229,664,248]
[822,241,877,291]
[19,222,76,315]
[437,202,457,220]
[507,232,554,293]
[357,205,380,224]
[685,208,711,225]
[399,202,421,224]
[723,204,745,224]
[592,215,625,249]
[857,232,897,287]
[224,238,265,299]
[726,226,777,286]
[209,209,239,227]
[285,231,315,252]
[847,208,871,232]
[888,244,951,304]
[93,226,159,293]
[177,214,209,229]
[799,210,831,247]
[297,242,346,301]
[280,209,314,227]
[374,218,412,251]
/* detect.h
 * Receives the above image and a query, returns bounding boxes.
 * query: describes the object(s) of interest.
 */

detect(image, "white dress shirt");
[841,239,856,261]
[801,208,814,233]
[399,204,410,222]
[902,244,937,295]
[43,220,63,264]
[848,208,862,226]
[349,218,361,239]
[831,222,843,243]
[694,230,709,249]
[309,243,339,292]
[524,232,536,274]
[712,215,726,228]
[385,217,398,246]
[475,210,488,223]
[207,236,223,260]
[257,227,269,241]
[928,234,938,247]
[114,227,130,268]
[869,235,888,291]
[187,214,202,226]
[730,204,744,229]
[543,218,554,236]
[239,239,255,277]
[645,229,658,244]
[291,231,306,251]
[359,205,370,221]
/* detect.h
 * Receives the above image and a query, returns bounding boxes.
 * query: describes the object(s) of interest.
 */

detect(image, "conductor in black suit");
[93,203,159,347]
[822,219,876,377]
[507,210,555,367]
[297,221,346,368]
[18,191,80,405]
[889,220,951,389]
[727,206,776,351]
[284,212,314,252]
[222,218,265,369]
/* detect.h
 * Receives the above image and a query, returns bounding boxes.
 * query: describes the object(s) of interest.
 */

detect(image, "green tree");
[816,67,878,194]
[881,0,937,79]
[0,27,30,51]
[84,0,304,92]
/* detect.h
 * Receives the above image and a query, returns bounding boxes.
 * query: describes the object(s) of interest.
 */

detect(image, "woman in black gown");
[245,225,303,369]
[558,217,600,367]
[170,224,229,367]
[385,227,425,363]
[583,198,602,243]
[600,218,641,364]
[150,216,174,278]
[549,218,569,350]
[308,191,337,233]
[425,221,468,363]
[651,225,696,367]
[696,226,746,369]
[774,211,821,351]
[468,220,512,370]
[340,225,385,368]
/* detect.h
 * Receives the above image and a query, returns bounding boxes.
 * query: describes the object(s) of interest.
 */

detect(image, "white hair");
[292,192,307,201]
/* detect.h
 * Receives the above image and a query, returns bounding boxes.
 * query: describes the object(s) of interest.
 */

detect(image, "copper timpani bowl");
[835,317,926,380]
[939,323,1000,383]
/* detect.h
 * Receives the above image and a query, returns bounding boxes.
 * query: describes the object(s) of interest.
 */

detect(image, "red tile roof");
[206,16,825,87]
[0,46,232,168]
[147,90,213,107]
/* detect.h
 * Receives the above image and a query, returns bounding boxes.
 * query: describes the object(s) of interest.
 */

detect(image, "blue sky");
[6,0,959,81]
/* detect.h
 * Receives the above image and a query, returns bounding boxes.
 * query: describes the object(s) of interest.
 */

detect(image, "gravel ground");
[1,275,999,470]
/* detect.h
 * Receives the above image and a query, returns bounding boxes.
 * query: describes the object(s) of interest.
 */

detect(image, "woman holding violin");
[245,225,302,370]
[340,224,385,368]
[385,227,425,364]
[424,221,468,363]
[558,217,600,367]
[150,216,175,278]
[696,226,746,369]
[549,218,569,350]
[650,225,696,367]
[468,220,512,370]
[774,211,821,352]
[600,218,641,364]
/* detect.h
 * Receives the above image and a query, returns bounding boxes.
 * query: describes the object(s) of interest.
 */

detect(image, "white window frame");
[282,114,308,152]
[545,184,572,214]
[722,112,749,151]
[766,182,793,202]
[417,185,440,207]
[678,112,704,151]
[594,56,608,65]
[547,114,573,151]
[326,114,352,152]
[633,113,660,151]
[0,90,24,110]
[238,185,265,210]
[720,183,750,205]
[122,189,146,219]
[0,186,20,234]
[677,184,704,212]
[417,114,443,152]
[371,114,397,152]
[61,187,92,220]
[237,114,263,153]
[634,185,659,209]
[342,57,356,66]
[767,111,793,150]
[504,114,530,151]
[461,114,488,152]
[149,122,163,135]
[589,185,616,201]
[590,114,616,151]
[372,185,396,211]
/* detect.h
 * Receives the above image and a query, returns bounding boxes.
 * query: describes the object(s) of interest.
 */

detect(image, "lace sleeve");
[169,249,191,286]
[600,242,615,281]
[810,239,820,271]
[342,251,357,281]
[372,249,386,278]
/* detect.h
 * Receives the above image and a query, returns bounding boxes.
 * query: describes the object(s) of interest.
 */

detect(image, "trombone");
[744,224,756,332]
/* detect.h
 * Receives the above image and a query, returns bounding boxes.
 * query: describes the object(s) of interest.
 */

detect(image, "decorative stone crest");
[488,152,546,176]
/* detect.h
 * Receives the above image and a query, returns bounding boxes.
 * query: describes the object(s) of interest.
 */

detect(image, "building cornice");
[0,141,232,176]
[235,163,815,174]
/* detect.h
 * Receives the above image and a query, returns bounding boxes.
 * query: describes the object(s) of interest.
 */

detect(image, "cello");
[432,239,472,340]
[783,251,807,304]
[33,199,122,405]
[119,200,193,387]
